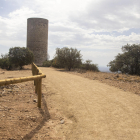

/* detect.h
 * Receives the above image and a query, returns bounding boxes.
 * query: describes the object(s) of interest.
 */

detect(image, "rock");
[8,138,16,140]
[7,89,13,92]
[60,120,65,124]
[33,99,37,102]
[105,77,109,79]
[0,72,5,74]
[2,93,6,96]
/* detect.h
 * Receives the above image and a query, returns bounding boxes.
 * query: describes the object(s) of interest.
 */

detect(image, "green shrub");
[51,58,63,68]
[79,60,99,72]
[0,54,12,70]
[42,60,51,67]
[42,58,65,68]
[9,47,34,69]
[90,64,99,71]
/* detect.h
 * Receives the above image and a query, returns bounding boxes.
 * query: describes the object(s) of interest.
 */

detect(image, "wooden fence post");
[31,63,45,108]
[32,64,37,93]
[36,69,39,93]
[37,78,42,108]
[35,81,37,94]
[32,63,34,75]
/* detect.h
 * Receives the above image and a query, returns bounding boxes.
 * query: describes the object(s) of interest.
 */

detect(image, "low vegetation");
[0,54,11,70]
[42,47,99,72]
[0,47,34,70]
[79,60,99,72]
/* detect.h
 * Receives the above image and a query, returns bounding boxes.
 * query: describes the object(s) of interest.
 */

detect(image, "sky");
[0,0,140,70]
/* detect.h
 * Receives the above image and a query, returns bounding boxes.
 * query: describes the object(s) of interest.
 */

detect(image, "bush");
[42,60,52,67]
[0,58,11,70]
[0,54,12,70]
[51,57,64,68]
[80,60,99,72]
[9,47,34,69]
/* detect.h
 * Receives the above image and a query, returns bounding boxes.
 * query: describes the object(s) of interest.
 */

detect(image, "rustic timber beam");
[0,74,46,86]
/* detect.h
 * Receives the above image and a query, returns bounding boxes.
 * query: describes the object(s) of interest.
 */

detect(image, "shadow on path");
[22,94,50,140]
[56,69,68,72]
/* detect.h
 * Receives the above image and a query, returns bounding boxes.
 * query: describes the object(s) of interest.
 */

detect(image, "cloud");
[1,0,140,67]
[81,49,120,66]
[69,0,140,32]
[0,7,37,47]
[49,30,140,49]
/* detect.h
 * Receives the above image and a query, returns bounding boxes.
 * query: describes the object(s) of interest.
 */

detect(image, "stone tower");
[27,18,48,66]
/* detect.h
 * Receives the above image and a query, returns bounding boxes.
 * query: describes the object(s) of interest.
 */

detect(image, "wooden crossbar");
[0,63,46,108]
[0,75,46,86]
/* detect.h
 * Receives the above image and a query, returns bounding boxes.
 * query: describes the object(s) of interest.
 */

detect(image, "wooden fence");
[0,63,46,108]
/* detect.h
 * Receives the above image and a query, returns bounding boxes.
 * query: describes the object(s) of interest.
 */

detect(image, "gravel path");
[41,67,140,140]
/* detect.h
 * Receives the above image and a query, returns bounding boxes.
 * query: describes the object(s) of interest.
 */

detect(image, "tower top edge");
[27,17,48,21]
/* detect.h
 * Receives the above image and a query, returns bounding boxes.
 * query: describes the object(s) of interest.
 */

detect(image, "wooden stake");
[37,78,42,108]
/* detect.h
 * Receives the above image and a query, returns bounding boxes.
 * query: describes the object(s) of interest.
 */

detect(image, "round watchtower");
[27,18,48,66]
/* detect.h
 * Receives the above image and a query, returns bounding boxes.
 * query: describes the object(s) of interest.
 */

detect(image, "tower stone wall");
[27,18,48,66]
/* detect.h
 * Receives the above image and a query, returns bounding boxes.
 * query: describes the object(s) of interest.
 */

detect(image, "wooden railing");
[0,63,46,108]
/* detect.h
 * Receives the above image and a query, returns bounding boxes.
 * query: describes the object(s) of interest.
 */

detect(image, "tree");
[108,44,140,75]
[55,47,82,71]
[9,47,34,69]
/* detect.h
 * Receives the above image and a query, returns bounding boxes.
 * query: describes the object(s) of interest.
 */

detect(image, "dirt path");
[1,67,140,139]
[41,67,140,140]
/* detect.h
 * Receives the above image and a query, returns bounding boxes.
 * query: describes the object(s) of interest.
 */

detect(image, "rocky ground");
[0,67,140,140]
[0,67,66,140]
